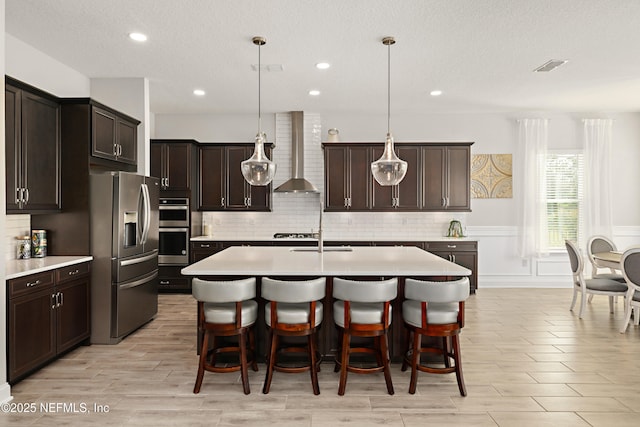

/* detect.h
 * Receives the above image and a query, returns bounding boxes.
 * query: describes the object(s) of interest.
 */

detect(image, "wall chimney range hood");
[274,111,319,193]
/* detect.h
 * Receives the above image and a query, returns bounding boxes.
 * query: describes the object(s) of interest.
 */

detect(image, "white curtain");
[517,118,549,258]
[583,119,613,239]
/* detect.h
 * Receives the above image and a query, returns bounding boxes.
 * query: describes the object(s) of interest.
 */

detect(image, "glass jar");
[16,236,31,259]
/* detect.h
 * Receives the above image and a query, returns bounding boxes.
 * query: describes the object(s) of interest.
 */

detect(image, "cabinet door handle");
[113,143,118,156]
[221,197,225,207]
[118,144,123,156]
[160,280,170,285]
[16,188,21,204]
[23,188,29,204]
[344,198,348,207]
[247,197,251,207]
[348,198,352,207]
[441,197,446,207]
[59,292,64,307]
[52,293,57,309]
[200,244,210,248]
[447,245,457,249]
[68,269,80,276]
[165,177,169,188]
[26,279,41,288]
[452,254,456,263]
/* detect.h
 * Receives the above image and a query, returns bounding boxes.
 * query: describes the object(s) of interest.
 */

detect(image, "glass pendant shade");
[371,133,408,186]
[241,133,276,186]
[371,36,407,186]
[242,35,276,186]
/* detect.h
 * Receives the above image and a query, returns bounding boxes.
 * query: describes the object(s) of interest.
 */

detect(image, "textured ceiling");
[6,0,640,115]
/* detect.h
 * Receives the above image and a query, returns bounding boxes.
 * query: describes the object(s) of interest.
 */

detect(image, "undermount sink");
[289,247,353,252]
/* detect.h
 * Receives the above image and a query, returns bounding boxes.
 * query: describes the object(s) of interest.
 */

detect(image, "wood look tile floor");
[4,289,640,426]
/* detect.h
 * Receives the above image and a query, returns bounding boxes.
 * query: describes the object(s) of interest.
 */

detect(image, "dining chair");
[587,235,625,281]
[565,240,627,319]
[619,248,640,333]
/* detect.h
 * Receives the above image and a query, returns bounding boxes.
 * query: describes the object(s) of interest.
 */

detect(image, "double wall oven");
[159,198,189,265]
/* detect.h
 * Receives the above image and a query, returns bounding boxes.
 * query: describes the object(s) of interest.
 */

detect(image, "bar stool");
[261,277,326,395]
[332,277,397,396]
[192,277,258,395]
[401,277,470,395]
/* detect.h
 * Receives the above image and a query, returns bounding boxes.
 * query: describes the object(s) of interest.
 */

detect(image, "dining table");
[593,251,623,271]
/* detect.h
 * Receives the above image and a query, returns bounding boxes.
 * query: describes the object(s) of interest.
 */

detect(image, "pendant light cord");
[258,41,262,135]
[387,40,391,135]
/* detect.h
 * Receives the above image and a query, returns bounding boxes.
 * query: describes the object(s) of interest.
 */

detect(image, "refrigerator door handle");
[119,270,159,290]
[140,183,151,244]
[120,250,158,267]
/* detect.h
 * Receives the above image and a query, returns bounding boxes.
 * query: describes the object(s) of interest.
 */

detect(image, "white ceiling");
[6,0,640,116]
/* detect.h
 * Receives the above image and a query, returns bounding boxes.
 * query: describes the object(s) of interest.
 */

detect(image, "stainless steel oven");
[159,198,189,227]
[158,198,190,265]
[158,227,189,265]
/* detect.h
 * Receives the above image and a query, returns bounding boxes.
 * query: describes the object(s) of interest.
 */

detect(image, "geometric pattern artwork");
[470,154,513,198]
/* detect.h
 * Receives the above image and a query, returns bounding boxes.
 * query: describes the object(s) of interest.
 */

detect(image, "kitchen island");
[181,245,471,361]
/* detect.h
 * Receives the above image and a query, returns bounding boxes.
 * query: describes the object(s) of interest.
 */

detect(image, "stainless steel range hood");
[274,111,319,193]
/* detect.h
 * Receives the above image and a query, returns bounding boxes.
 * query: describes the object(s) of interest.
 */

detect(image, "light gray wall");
[1,0,11,403]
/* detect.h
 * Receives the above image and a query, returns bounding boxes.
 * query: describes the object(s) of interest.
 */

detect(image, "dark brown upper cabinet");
[324,142,472,212]
[371,145,421,210]
[5,78,61,213]
[151,140,197,199]
[422,144,471,211]
[198,143,272,211]
[59,98,139,172]
[324,145,371,211]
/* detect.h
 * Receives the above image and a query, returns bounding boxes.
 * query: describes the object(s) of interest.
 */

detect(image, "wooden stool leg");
[338,329,350,395]
[239,329,250,395]
[443,337,451,368]
[380,332,394,395]
[262,329,278,394]
[334,328,343,373]
[452,334,466,396]
[408,330,420,394]
[249,326,259,372]
[309,333,320,395]
[193,330,209,394]
[401,329,412,372]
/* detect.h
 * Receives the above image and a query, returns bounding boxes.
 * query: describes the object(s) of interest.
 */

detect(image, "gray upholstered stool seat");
[332,277,397,396]
[265,302,323,327]
[203,301,258,326]
[261,277,326,395]
[192,277,258,395]
[401,277,470,396]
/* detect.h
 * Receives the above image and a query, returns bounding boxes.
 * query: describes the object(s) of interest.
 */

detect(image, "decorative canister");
[31,229,47,258]
[16,236,31,259]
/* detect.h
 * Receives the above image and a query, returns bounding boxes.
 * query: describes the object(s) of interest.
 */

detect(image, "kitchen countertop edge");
[6,256,94,280]
[190,236,476,242]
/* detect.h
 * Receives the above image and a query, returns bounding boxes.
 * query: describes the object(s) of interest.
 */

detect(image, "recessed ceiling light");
[129,32,148,42]
[430,90,443,96]
[316,62,331,70]
[309,90,321,96]
[193,89,206,96]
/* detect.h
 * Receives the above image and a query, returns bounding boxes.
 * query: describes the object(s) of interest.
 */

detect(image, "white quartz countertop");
[181,246,470,277]
[190,235,474,242]
[6,256,93,280]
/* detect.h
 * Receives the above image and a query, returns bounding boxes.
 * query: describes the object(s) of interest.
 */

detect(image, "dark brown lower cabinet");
[424,241,478,293]
[7,262,91,384]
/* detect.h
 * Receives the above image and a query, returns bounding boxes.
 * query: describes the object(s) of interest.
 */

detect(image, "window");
[545,151,584,250]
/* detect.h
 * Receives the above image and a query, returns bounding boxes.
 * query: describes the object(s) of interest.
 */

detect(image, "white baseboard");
[0,382,13,404]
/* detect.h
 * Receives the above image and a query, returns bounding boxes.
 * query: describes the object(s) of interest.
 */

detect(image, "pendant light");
[241,36,277,186]
[371,36,407,186]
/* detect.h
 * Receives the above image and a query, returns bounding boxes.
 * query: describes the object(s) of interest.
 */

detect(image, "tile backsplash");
[5,214,31,260]
[201,112,467,240]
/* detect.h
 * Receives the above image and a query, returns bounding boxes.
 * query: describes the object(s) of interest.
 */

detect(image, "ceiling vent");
[251,64,284,72]
[534,59,568,72]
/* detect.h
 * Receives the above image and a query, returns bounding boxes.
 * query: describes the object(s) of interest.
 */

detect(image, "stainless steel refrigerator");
[90,171,160,344]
